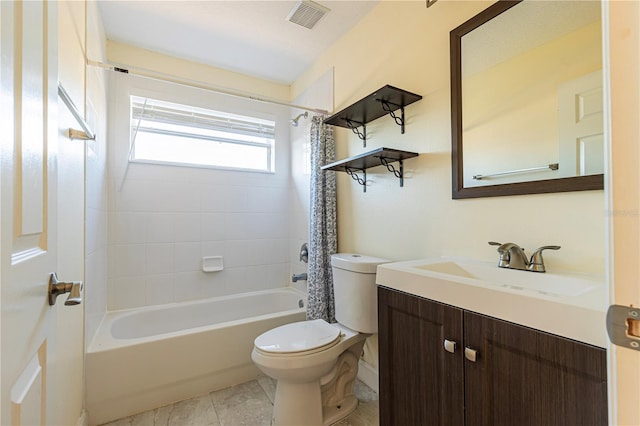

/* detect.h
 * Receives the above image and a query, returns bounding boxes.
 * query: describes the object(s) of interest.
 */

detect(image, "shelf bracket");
[342,118,367,147]
[379,157,405,187]
[345,167,367,192]
[377,100,405,134]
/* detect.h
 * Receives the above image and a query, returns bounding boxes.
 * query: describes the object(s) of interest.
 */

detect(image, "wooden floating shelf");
[323,85,422,147]
[322,147,419,192]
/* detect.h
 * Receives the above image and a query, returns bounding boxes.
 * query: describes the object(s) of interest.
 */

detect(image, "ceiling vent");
[286,0,330,30]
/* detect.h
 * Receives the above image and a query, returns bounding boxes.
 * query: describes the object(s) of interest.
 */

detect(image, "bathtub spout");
[292,273,307,282]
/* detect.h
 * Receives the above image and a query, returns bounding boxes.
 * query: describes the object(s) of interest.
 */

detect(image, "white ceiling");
[97,0,379,85]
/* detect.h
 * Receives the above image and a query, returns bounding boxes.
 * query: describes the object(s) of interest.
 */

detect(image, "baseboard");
[357,359,378,394]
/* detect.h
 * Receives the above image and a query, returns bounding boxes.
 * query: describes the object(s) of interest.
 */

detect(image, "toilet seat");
[254,319,341,356]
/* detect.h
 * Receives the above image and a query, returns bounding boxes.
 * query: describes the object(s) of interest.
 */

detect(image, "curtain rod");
[87,60,329,115]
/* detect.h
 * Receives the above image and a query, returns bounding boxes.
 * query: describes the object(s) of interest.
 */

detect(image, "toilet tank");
[331,253,390,334]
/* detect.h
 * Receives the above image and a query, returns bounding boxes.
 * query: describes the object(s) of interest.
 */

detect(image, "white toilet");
[251,253,389,426]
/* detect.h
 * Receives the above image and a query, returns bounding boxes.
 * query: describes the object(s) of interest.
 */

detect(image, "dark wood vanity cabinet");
[378,285,465,425]
[378,286,608,426]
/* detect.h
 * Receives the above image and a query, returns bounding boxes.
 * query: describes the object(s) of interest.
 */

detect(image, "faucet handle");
[489,242,510,267]
[489,241,525,253]
[528,245,561,273]
[531,245,561,256]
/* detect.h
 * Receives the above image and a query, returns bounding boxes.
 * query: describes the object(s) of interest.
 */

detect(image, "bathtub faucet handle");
[299,243,309,263]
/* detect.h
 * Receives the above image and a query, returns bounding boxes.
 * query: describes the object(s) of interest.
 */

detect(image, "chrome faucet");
[492,242,529,270]
[292,272,308,282]
[489,242,560,273]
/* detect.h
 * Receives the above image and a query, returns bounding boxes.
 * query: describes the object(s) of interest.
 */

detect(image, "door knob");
[48,273,83,306]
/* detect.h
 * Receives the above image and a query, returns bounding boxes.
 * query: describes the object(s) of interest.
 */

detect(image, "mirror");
[451,0,604,198]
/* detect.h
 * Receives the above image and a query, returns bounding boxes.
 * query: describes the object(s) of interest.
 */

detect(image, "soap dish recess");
[202,256,223,272]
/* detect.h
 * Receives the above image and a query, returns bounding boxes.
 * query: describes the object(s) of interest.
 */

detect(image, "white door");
[606,1,640,424]
[557,70,604,178]
[0,1,83,424]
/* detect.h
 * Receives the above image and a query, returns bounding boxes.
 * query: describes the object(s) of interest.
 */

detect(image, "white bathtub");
[86,287,306,425]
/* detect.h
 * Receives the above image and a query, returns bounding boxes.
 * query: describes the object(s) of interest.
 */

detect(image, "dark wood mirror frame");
[450,0,604,199]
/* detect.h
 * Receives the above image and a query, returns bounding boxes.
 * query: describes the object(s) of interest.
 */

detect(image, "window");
[130,96,276,172]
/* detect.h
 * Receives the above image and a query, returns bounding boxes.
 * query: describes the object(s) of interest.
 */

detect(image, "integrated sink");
[411,258,602,297]
[375,257,608,348]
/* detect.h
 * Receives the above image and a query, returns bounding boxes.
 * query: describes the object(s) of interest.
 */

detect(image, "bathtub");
[86,287,306,425]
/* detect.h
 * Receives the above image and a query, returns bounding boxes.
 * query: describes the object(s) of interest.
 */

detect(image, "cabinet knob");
[444,339,457,353]
[465,347,478,362]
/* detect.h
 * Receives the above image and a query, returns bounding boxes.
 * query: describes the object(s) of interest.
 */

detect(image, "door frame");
[603,1,640,424]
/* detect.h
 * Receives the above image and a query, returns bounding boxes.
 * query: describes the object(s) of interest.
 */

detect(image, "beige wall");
[293,0,605,275]
[100,0,607,377]
[293,1,606,369]
[107,41,290,101]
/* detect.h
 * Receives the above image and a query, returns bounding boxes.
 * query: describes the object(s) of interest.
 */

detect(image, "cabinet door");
[463,311,607,426]
[378,287,464,426]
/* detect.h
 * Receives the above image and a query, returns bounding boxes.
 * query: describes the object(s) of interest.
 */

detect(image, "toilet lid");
[254,319,341,354]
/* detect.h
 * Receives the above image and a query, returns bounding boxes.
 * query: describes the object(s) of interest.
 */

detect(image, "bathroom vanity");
[376,258,608,426]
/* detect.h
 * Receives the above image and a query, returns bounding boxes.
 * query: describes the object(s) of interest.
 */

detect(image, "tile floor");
[100,377,379,426]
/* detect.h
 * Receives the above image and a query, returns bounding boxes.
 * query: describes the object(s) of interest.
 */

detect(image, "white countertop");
[376,257,608,348]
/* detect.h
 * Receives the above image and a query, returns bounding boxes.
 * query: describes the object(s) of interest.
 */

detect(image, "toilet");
[251,253,389,426]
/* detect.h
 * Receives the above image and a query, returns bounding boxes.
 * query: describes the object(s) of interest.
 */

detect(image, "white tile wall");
[114,244,146,277]
[100,65,343,311]
[144,213,174,243]
[107,177,295,310]
[85,10,109,347]
[146,243,174,274]
[144,274,174,306]
[106,73,296,310]
[201,213,226,240]
[174,243,201,272]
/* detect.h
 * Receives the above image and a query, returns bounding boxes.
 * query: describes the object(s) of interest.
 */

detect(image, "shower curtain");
[306,115,337,323]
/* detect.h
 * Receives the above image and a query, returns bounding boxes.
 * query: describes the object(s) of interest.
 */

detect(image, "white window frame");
[129,95,276,173]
